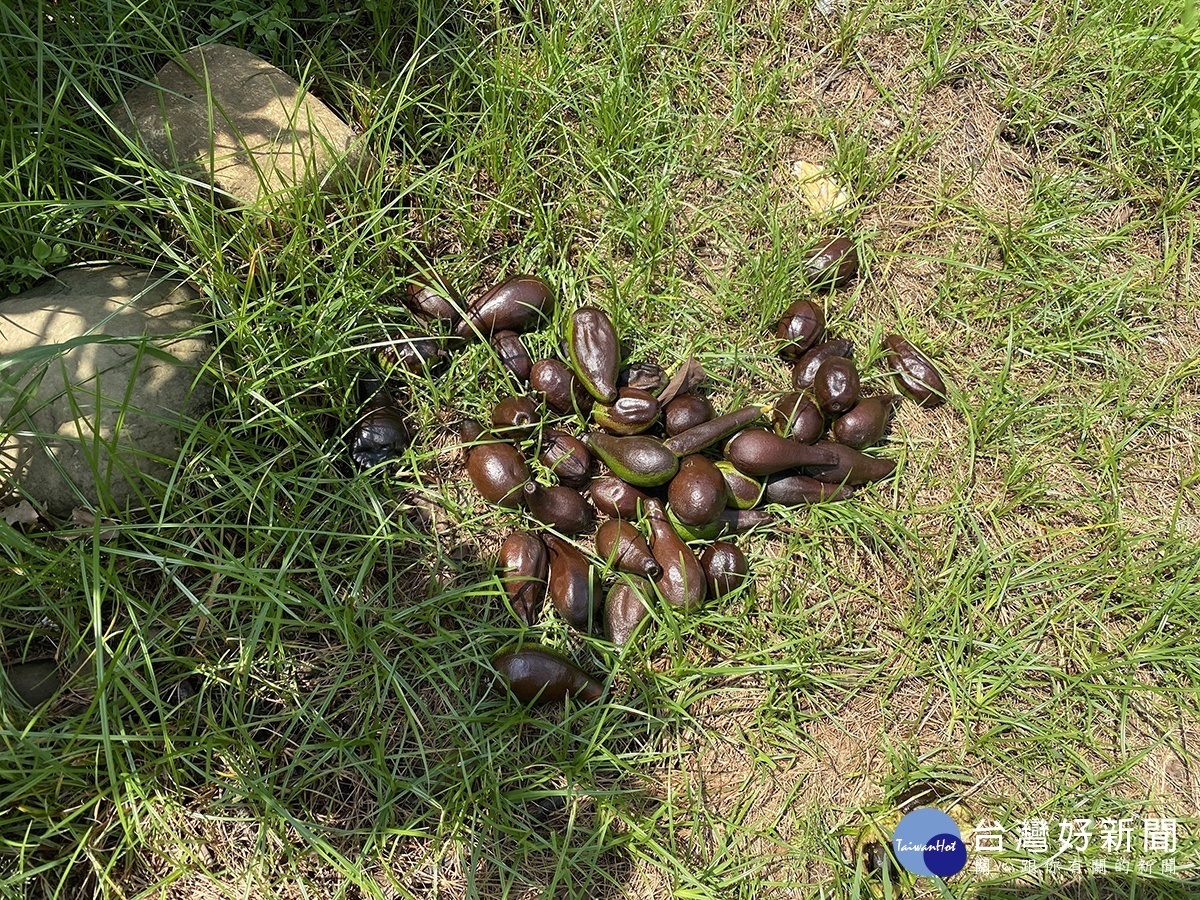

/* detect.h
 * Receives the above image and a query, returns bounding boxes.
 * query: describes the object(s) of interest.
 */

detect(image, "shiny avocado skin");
[882,334,948,408]
[588,476,651,519]
[667,455,728,527]
[456,275,554,339]
[497,532,549,626]
[604,578,653,647]
[595,519,662,580]
[585,433,679,487]
[543,535,604,632]
[644,498,707,611]
[831,395,901,449]
[567,307,620,404]
[467,442,530,506]
[493,648,603,704]
[699,541,748,600]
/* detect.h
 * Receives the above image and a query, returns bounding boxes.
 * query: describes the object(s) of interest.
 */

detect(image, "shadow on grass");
[1,436,658,900]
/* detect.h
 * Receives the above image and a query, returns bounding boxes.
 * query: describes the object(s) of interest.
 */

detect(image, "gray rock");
[1,266,212,515]
[113,43,368,209]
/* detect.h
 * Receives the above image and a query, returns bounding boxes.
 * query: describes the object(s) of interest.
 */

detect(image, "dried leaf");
[2,500,39,526]
[68,508,119,542]
[657,358,707,406]
[791,160,851,214]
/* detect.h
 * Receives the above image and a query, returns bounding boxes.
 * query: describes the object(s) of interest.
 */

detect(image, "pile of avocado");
[405,236,949,703]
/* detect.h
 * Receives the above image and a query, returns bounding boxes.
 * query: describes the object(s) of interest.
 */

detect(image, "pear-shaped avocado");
[713,508,776,534]
[543,535,604,632]
[645,499,707,610]
[460,418,485,444]
[405,265,462,325]
[763,472,853,504]
[585,433,679,487]
[662,406,765,457]
[724,428,839,476]
[457,275,554,339]
[802,236,859,291]
[491,395,540,436]
[806,442,897,485]
[497,532,549,625]
[776,299,826,359]
[831,395,901,449]
[380,332,448,375]
[604,577,654,647]
[595,520,662,580]
[567,307,620,403]
[493,648,603,704]
[667,455,728,527]
[492,331,532,382]
[349,406,411,469]
[770,392,825,444]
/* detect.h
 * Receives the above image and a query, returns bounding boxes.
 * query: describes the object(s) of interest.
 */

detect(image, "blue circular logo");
[892,808,966,877]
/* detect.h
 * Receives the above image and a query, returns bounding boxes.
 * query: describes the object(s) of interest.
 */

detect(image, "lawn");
[2,0,1199,898]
